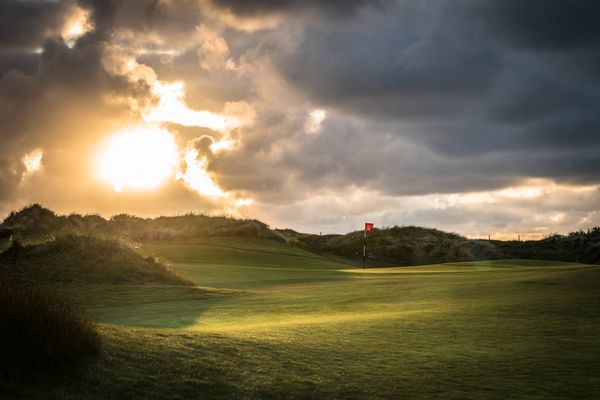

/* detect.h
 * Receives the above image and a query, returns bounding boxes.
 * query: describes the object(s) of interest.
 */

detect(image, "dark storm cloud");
[478,0,600,50]
[267,0,600,124]
[0,0,74,50]
[0,157,21,202]
[252,113,600,200]
[272,1,500,118]
[0,51,39,76]
[241,0,600,194]
[208,0,386,17]
[79,0,204,41]
[211,110,519,202]
[78,0,115,39]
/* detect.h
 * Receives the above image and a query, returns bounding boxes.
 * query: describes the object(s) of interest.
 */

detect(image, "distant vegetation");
[0,280,100,379]
[0,235,192,285]
[0,204,276,243]
[1,204,599,266]
[280,226,600,265]
[280,226,499,265]
[492,228,600,264]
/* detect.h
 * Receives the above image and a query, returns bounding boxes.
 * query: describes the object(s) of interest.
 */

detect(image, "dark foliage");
[2,205,599,266]
[1,204,276,242]
[281,226,500,265]
[495,227,600,264]
[0,281,101,380]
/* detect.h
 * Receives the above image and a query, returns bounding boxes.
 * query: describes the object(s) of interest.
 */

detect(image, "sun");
[95,125,179,192]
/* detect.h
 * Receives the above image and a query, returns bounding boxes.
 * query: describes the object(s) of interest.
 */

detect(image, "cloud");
[477,0,600,50]
[270,2,501,118]
[0,24,148,205]
[207,0,387,17]
[79,0,208,43]
[242,0,600,192]
[0,0,599,238]
[0,0,75,50]
[255,181,600,239]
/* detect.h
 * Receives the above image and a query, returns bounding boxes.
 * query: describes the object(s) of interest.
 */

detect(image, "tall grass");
[1,204,276,243]
[290,225,500,265]
[0,281,101,379]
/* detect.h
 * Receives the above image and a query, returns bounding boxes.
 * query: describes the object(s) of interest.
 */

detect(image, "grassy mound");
[1,204,276,242]
[3,205,599,266]
[494,228,600,264]
[0,281,101,379]
[0,235,192,285]
[282,225,499,265]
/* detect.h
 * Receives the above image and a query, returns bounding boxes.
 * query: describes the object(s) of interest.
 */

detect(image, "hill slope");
[2,204,599,266]
[0,204,276,242]
[0,235,191,285]
[279,226,499,265]
[492,228,600,264]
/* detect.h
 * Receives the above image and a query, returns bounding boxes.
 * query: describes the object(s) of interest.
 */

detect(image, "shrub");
[0,281,101,380]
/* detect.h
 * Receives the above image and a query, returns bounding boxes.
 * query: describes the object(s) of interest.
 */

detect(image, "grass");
[0,281,101,380]
[0,235,192,285]
[285,225,500,265]
[2,237,599,399]
[139,237,349,289]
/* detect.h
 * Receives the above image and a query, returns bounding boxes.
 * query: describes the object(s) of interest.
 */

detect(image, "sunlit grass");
[341,259,586,274]
[9,238,599,399]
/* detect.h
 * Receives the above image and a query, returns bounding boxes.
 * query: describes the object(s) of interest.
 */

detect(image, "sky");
[0,0,599,239]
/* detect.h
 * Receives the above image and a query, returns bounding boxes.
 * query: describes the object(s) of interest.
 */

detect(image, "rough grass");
[493,227,600,264]
[0,235,192,285]
[1,204,276,242]
[5,204,600,265]
[0,281,101,380]
[284,225,500,265]
[3,238,599,399]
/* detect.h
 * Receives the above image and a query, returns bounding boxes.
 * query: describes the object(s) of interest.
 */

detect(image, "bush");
[0,281,101,380]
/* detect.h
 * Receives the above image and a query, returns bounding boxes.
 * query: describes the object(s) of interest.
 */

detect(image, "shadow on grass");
[0,281,101,381]
[56,284,237,329]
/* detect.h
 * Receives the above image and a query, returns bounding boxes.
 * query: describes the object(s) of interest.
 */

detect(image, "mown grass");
[2,238,599,399]
[140,237,349,289]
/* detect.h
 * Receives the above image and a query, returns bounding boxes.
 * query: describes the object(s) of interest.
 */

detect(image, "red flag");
[365,223,374,232]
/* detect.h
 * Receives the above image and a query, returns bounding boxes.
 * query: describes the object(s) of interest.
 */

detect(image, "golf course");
[3,0,600,397]
[5,236,598,399]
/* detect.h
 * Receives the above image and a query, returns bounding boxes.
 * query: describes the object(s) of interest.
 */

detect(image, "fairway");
[25,237,597,400]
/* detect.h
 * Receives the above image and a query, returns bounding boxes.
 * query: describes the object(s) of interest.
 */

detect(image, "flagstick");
[363,229,366,270]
